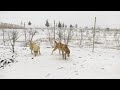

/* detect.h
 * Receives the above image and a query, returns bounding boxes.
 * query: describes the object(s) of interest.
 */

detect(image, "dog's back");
[54,41,64,50]
[32,43,40,52]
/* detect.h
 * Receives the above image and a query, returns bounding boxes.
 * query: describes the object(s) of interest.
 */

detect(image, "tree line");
[0,22,24,29]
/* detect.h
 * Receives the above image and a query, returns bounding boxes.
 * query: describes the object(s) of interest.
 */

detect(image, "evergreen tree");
[45,19,49,27]
[62,23,64,27]
[58,21,62,28]
[65,25,67,28]
[28,21,31,25]
[70,24,73,28]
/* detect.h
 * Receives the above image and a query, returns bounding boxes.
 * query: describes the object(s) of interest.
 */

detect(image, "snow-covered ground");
[0,43,120,79]
[0,29,120,79]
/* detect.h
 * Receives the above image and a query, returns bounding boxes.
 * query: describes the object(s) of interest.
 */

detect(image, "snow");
[0,29,120,79]
[0,44,120,79]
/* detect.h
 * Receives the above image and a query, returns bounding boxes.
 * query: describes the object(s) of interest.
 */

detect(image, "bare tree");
[63,25,67,44]
[2,29,5,45]
[79,28,83,47]
[27,28,38,41]
[67,25,74,45]
[57,29,63,42]
[63,25,74,45]
[54,20,56,41]
[92,17,96,52]
[45,19,54,47]
[8,30,20,53]
[57,21,63,42]
[114,30,120,47]
[24,22,27,47]
[47,28,54,47]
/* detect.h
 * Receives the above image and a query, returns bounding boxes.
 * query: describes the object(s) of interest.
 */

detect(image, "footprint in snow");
[75,73,79,75]
[74,71,78,73]
[45,73,51,77]
[82,60,87,62]
[57,67,64,69]
[88,54,91,56]
[101,68,105,70]
[80,65,84,68]
[73,63,76,65]
[112,56,115,58]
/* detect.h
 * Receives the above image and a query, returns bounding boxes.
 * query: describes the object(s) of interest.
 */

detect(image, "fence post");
[92,17,96,52]
[54,20,55,41]
[3,29,5,46]
[24,22,27,47]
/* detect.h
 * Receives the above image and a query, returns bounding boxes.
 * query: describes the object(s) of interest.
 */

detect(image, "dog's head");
[67,50,70,57]
[64,45,70,57]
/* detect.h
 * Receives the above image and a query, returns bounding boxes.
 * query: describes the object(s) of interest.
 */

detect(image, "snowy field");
[0,29,120,79]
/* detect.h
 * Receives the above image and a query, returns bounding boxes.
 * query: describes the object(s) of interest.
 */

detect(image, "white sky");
[0,11,120,28]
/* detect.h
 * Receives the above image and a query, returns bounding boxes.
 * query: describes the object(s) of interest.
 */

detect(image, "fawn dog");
[52,41,70,60]
[51,41,64,55]
[61,44,70,60]
[28,40,41,56]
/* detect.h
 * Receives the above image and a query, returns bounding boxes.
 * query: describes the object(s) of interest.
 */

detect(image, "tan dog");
[51,41,70,60]
[28,40,41,56]
[61,44,70,60]
[51,41,64,55]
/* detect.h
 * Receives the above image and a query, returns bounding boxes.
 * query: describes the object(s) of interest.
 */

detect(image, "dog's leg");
[31,49,33,54]
[39,50,41,55]
[38,47,41,55]
[34,52,36,57]
[51,48,57,55]
[34,51,38,57]
[59,49,61,55]
[62,50,64,59]
[65,53,66,60]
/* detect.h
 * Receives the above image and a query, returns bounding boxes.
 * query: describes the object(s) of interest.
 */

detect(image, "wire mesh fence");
[0,27,120,51]
[44,27,120,50]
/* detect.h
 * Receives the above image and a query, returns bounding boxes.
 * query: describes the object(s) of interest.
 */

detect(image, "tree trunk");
[54,20,55,41]
[79,29,83,47]
[25,30,27,46]
[92,17,96,52]
[24,23,27,47]
[3,29,5,45]
[64,28,66,44]
[12,45,15,53]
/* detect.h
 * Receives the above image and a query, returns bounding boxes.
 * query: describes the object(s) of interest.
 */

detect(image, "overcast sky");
[0,11,120,28]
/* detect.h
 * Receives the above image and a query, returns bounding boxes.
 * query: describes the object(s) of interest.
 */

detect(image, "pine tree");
[28,21,31,25]
[65,25,67,28]
[62,23,64,27]
[58,21,62,28]
[70,24,73,28]
[45,19,49,27]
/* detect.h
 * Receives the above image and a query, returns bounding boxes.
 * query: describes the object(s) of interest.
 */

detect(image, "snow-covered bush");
[0,55,16,69]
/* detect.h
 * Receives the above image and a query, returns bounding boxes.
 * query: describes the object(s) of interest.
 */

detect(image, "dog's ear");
[55,41,57,43]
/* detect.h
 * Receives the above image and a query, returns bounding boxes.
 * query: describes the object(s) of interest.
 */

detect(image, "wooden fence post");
[92,17,96,52]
